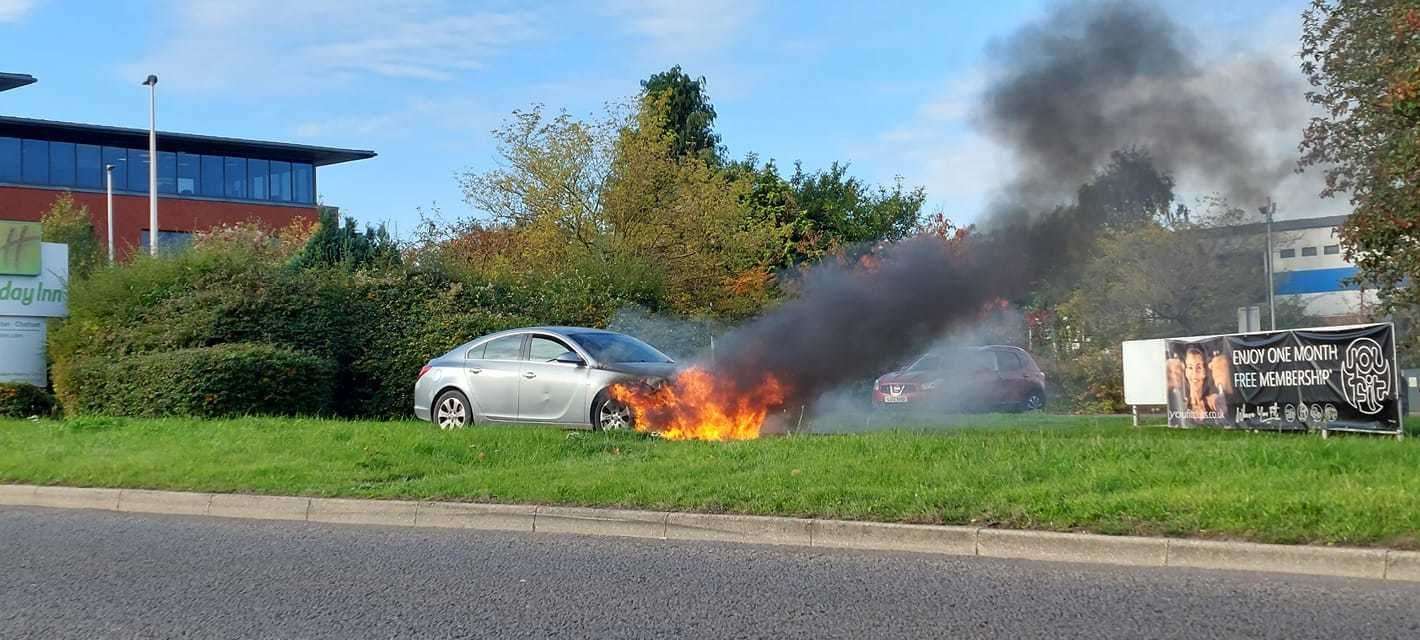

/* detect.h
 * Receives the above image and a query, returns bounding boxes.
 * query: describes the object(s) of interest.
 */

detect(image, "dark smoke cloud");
[709,237,1012,403]
[661,1,1304,417]
[980,0,1302,211]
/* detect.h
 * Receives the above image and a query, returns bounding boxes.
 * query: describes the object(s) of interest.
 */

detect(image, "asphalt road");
[1,507,1417,639]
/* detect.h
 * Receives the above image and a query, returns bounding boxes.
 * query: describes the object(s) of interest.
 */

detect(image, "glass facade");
[177,153,199,195]
[76,144,101,189]
[0,135,315,204]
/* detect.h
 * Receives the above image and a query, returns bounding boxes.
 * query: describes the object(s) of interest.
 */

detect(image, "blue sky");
[0,0,1321,234]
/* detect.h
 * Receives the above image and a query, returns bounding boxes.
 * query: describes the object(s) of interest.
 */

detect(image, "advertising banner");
[1165,323,1401,434]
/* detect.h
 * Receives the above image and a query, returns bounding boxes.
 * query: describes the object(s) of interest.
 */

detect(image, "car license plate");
[883,396,908,403]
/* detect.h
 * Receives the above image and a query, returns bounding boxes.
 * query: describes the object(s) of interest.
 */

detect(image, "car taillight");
[419,364,432,379]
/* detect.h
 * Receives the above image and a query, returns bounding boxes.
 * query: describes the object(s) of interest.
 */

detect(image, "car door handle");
[469,368,482,374]
[523,371,537,379]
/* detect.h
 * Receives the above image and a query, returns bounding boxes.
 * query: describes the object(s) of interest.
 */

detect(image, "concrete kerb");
[978,528,1168,567]
[1166,538,1388,580]
[666,512,813,546]
[533,506,669,539]
[4,483,1419,583]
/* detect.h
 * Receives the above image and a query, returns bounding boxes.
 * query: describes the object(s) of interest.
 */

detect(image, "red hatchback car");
[873,346,1047,412]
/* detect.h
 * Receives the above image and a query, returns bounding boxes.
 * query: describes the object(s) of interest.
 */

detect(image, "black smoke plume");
[666,1,1302,416]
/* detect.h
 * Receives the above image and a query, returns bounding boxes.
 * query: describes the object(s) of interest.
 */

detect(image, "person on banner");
[1181,345,1229,424]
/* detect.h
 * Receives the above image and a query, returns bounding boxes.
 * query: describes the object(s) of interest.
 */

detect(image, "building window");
[1279,248,1295,259]
[127,149,150,192]
[248,159,268,200]
[223,156,245,198]
[201,155,225,197]
[157,151,177,194]
[21,139,48,184]
[269,161,291,202]
[1301,246,1318,257]
[76,144,102,189]
[48,142,76,186]
[102,147,128,190]
[139,230,193,255]
[0,137,19,182]
[1324,244,1340,255]
[292,163,314,204]
[176,153,199,195]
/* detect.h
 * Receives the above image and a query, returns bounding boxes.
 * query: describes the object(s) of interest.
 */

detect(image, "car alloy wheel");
[597,399,634,431]
[1023,392,1045,412]
[435,392,470,429]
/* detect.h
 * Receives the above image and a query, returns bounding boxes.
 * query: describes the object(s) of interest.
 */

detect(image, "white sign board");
[0,243,69,318]
[0,317,47,386]
[1122,339,1168,405]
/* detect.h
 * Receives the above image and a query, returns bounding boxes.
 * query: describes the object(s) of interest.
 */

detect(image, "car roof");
[472,326,615,342]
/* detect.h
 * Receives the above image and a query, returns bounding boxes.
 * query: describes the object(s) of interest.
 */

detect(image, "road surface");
[1,506,1417,639]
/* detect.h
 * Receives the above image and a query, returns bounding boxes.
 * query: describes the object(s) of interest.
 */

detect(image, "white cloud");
[853,71,1010,225]
[292,96,496,141]
[604,0,757,56]
[0,0,36,22]
[127,1,539,94]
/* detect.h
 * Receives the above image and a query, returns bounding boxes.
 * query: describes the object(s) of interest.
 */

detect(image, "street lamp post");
[142,74,158,256]
[1261,200,1277,330]
[104,164,115,263]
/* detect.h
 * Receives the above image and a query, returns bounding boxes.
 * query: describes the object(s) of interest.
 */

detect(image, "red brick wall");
[0,186,318,260]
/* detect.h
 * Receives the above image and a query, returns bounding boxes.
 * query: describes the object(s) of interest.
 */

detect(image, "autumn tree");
[1300,1,1420,320]
[39,192,102,279]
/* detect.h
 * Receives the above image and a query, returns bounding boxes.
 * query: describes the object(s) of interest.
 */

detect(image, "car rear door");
[993,349,1028,407]
[517,334,589,423]
[469,333,524,420]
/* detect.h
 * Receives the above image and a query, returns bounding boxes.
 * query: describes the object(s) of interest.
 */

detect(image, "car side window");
[996,350,1023,371]
[482,335,524,361]
[528,336,573,362]
[466,343,486,360]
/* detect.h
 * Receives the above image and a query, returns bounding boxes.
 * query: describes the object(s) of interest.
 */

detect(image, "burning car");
[873,346,1046,412]
[414,327,676,430]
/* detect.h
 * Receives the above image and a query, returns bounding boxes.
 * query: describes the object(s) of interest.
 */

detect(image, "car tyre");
[1020,389,1046,412]
[433,389,473,430]
[593,395,635,432]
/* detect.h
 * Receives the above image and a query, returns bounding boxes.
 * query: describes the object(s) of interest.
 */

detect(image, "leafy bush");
[0,383,55,418]
[55,344,334,418]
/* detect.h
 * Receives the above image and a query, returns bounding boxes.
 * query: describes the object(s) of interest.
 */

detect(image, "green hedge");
[0,383,55,418]
[55,344,334,418]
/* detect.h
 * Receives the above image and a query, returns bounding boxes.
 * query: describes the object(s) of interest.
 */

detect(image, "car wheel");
[433,389,472,430]
[1021,390,1046,412]
[593,396,635,432]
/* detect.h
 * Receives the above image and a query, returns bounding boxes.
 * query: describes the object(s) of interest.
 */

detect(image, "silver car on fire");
[414,326,677,430]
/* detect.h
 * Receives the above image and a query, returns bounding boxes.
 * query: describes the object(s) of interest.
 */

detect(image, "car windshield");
[570,333,673,364]
[907,355,942,372]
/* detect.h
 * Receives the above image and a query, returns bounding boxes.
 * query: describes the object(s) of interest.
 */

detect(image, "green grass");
[2,415,1418,548]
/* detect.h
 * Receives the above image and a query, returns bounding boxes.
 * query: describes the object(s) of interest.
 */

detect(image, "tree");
[789,162,925,256]
[640,65,722,161]
[1299,2,1420,322]
[39,192,102,279]
[294,207,401,270]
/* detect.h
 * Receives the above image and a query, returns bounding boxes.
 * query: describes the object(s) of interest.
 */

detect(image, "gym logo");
[1340,337,1391,415]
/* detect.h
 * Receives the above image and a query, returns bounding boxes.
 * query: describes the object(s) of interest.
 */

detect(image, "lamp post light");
[142,74,158,256]
[104,163,115,263]
[1261,200,1277,330]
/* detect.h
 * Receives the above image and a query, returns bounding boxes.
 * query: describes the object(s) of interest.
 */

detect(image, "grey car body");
[414,326,676,429]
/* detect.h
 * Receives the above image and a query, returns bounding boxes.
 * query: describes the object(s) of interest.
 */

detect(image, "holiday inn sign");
[0,221,42,277]
[0,220,68,387]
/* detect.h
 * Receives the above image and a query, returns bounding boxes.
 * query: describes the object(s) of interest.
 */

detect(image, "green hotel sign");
[0,221,41,277]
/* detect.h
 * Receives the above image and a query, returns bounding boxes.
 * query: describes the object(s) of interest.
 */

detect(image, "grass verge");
[1,415,1417,548]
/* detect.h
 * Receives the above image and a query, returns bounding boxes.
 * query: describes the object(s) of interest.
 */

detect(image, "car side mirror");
[554,352,585,366]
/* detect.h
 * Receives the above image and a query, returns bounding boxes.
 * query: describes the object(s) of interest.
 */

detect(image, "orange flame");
[610,367,788,441]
